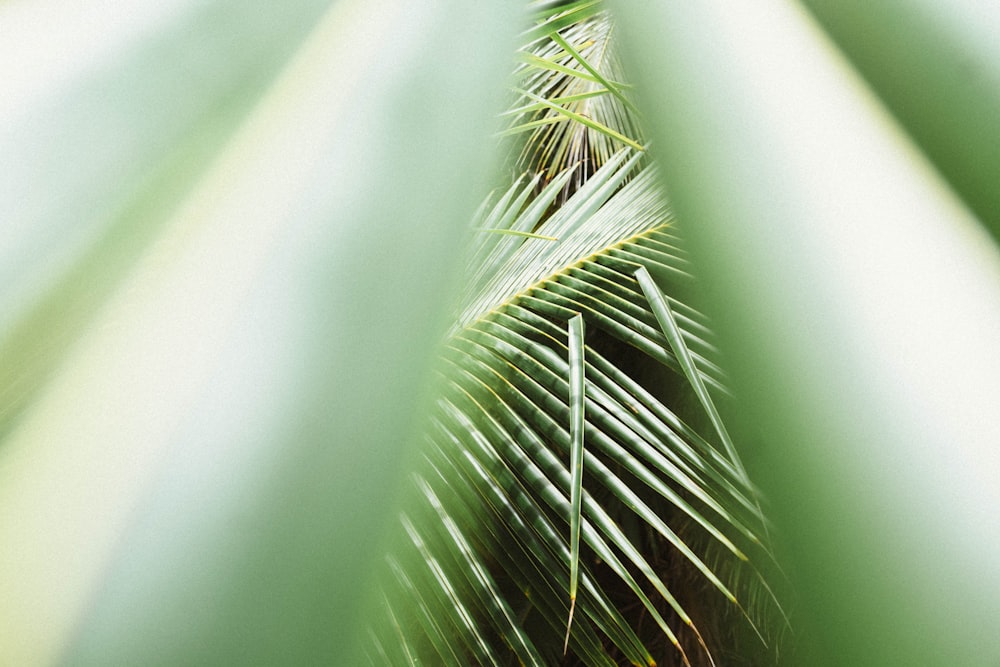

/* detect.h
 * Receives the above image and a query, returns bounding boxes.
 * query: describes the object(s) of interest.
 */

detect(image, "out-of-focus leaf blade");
[0,0,332,440]
[612,1,1000,664]
[800,0,1000,244]
[0,1,519,664]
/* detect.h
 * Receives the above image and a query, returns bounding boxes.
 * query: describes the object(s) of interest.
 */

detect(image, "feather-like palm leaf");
[502,9,642,200]
[369,6,784,666]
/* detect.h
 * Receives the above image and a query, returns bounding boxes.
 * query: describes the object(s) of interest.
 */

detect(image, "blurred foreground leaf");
[613,1,1000,664]
[0,1,517,663]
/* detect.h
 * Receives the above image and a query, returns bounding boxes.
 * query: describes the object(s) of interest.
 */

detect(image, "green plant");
[369,7,783,664]
[2,1,999,665]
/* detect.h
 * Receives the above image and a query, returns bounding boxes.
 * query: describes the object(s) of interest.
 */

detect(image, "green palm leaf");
[366,8,785,663]
[374,139,782,663]
[505,10,642,199]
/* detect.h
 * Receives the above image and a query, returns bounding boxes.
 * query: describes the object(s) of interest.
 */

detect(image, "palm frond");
[368,4,785,664]
[505,10,642,199]
[373,148,782,664]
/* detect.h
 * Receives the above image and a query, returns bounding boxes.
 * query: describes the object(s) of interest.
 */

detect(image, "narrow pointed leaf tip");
[516,88,646,152]
[635,267,746,476]
[478,228,559,241]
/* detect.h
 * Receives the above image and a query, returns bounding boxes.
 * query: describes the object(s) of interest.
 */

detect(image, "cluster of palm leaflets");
[501,5,642,199]
[369,6,784,665]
